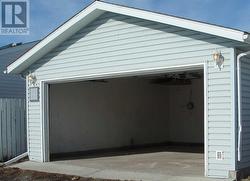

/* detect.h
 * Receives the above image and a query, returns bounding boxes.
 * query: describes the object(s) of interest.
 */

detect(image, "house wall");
[0,42,36,98]
[26,12,236,178]
[238,55,250,169]
[49,77,203,154]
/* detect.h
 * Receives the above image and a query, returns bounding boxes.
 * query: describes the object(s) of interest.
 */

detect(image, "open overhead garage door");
[48,70,204,157]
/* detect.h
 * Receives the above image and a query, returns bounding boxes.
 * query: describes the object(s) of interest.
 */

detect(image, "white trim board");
[6,1,250,74]
[231,48,237,170]
[41,63,203,83]
[204,61,208,176]
[40,63,208,176]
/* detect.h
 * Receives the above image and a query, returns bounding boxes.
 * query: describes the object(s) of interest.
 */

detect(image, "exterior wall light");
[213,51,224,70]
[28,73,37,86]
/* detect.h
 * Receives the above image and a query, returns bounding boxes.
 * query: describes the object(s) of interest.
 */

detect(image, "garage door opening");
[48,69,204,177]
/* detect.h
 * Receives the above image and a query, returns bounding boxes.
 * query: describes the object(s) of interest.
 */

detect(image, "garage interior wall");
[49,75,203,154]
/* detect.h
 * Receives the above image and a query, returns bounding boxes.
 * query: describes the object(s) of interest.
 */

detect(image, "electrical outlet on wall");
[216,151,224,160]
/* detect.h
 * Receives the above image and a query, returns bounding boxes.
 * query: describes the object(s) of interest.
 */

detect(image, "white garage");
[6,1,250,180]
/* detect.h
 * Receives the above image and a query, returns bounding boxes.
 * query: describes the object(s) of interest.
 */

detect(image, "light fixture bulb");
[213,51,224,71]
[28,74,37,85]
[213,53,219,61]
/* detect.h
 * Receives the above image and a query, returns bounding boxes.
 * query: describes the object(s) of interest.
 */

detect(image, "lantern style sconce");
[28,73,37,86]
[213,51,224,70]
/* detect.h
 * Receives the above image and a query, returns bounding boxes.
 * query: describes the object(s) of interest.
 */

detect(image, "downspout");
[237,50,250,161]
[2,152,28,166]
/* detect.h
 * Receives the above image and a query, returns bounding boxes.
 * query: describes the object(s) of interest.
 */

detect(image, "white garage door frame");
[39,62,208,176]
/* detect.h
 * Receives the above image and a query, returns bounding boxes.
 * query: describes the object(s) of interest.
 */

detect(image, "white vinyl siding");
[238,55,250,169]
[26,12,236,177]
[26,84,41,161]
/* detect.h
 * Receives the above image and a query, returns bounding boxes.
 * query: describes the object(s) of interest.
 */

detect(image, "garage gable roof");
[7,0,250,74]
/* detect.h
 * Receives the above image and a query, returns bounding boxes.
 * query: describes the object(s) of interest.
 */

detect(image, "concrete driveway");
[10,148,230,181]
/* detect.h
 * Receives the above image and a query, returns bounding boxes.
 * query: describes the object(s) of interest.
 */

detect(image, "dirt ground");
[0,167,127,181]
[1,167,250,181]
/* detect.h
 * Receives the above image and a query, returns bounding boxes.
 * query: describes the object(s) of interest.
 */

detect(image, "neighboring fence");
[0,98,26,162]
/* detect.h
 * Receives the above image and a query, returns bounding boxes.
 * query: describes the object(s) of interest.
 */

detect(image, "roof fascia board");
[96,1,247,43]
[7,1,103,74]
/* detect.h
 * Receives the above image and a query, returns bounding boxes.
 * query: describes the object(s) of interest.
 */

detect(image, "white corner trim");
[26,77,30,157]
[6,1,249,74]
[40,81,44,162]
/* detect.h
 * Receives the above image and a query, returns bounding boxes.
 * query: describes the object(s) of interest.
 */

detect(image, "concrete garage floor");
[11,146,228,181]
